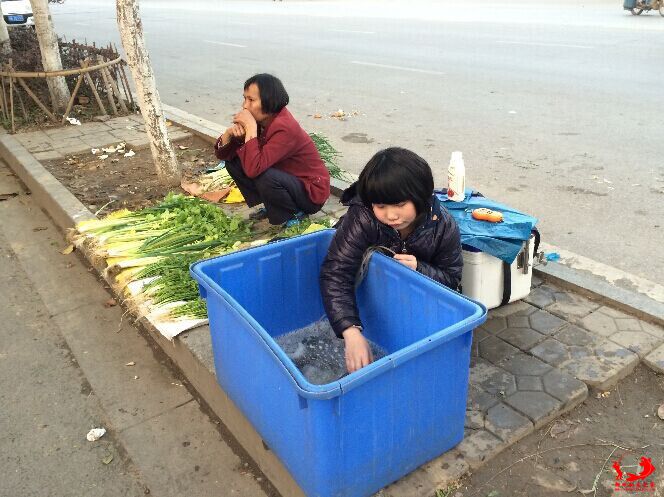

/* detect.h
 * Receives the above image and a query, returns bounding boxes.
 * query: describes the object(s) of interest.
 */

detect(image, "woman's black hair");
[356,147,434,215]
[244,73,289,114]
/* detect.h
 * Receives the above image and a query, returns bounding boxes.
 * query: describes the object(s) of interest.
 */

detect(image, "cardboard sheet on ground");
[125,278,208,340]
[180,179,232,203]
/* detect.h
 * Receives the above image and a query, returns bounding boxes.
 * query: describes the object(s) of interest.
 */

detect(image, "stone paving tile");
[79,131,120,148]
[484,403,533,443]
[515,376,543,391]
[579,306,664,359]
[485,300,536,318]
[456,430,503,469]
[541,369,588,408]
[43,126,86,139]
[644,344,664,373]
[33,150,64,161]
[504,391,562,428]
[469,358,517,398]
[530,283,601,321]
[51,137,88,154]
[464,410,485,430]
[497,352,553,376]
[530,325,639,390]
[529,309,566,335]
[497,326,546,350]
[478,335,520,364]
[466,383,500,412]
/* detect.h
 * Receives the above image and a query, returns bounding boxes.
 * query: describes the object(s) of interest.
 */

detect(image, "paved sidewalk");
[13,114,191,161]
[2,114,663,497]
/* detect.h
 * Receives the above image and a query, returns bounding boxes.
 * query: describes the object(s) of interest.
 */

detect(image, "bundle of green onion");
[76,193,331,322]
[309,133,355,183]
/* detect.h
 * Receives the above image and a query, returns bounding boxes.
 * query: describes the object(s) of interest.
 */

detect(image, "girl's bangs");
[362,172,411,205]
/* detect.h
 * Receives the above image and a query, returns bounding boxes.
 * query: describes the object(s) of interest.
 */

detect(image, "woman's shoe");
[284,211,306,228]
[249,207,268,221]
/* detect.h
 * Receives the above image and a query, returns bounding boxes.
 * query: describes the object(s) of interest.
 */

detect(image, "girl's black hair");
[244,73,289,114]
[356,147,434,215]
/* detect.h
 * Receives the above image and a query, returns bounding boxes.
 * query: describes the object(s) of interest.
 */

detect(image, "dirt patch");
[449,365,664,497]
[41,134,218,212]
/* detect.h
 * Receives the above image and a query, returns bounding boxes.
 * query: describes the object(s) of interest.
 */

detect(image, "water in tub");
[275,317,387,385]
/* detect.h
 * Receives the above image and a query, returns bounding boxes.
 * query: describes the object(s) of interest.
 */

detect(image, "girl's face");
[372,201,417,232]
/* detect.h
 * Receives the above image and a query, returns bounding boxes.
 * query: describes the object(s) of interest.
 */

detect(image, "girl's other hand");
[393,253,417,270]
[342,326,373,373]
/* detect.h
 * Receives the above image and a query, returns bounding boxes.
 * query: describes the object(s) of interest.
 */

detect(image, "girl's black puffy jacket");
[320,185,463,338]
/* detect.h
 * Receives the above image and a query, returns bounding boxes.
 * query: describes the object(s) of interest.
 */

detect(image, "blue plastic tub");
[191,230,486,497]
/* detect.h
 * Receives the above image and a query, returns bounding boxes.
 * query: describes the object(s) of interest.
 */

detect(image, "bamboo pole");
[84,71,106,116]
[61,72,84,123]
[0,76,7,121]
[16,78,57,122]
[97,56,117,115]
[103,65,128,113]
[0,56,122,78]
[118,62,135,110]
[9,72,15,133]
[17,86,28,120]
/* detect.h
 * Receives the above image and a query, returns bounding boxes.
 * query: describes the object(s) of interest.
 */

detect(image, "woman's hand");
[220,124,245,146]
[233,109,258,140]
[342,326,373,373]
[394,253,417,270]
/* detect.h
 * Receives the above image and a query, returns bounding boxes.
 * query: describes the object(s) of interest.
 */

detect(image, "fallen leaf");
[0,192,18,201]
[178,145,189,150]
[102,454,114,465]
[102,146,117,154]
[99,154,109,160]
[124,150,136,158]
[61,244,75,255]
[32,226,48,231]
[104,298,117,308]
[125,361,135,367]
[166,121,173,126]
[313,113,322,119]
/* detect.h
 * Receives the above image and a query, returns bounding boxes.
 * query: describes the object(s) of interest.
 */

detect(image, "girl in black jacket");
[319,147,463,373]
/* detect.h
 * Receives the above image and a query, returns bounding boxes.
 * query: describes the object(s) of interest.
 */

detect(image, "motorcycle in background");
[624,0,664,15]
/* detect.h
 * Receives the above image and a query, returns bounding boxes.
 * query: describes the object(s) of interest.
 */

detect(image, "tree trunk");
[29,0,70,113]
[116,0,180,186]
[0,3,13,56]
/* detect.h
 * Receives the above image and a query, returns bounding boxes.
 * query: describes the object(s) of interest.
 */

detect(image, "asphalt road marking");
[496,41,594,49]
[330,29,375,35]
[350,61,444,76]
[203,40,247,48]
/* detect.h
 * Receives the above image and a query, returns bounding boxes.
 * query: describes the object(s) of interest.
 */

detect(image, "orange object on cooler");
[472,208,503,223]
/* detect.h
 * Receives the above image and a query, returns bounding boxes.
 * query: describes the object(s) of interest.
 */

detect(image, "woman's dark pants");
[225,158,323,225]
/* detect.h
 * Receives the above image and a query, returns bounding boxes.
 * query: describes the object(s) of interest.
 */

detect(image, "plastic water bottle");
[447,151,466,202]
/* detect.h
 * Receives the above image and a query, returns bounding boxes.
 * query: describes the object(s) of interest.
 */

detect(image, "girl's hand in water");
[342,326,373,373]
[394,253,417,270]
